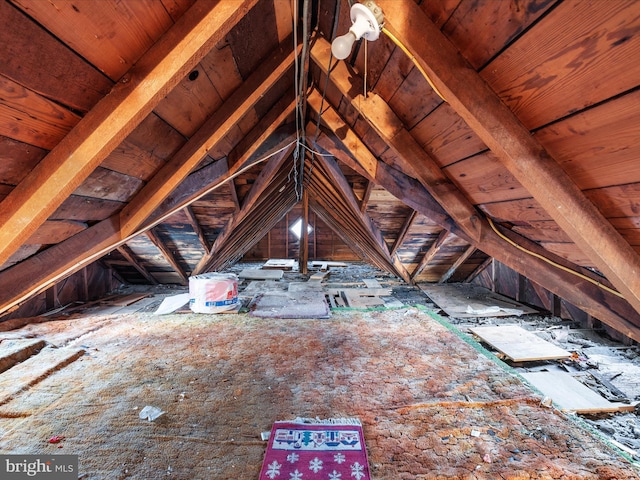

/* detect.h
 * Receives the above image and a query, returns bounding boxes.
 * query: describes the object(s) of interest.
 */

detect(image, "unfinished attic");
[1,0,640,477]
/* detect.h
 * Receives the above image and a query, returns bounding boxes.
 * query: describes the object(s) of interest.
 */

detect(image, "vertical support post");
[267,230,271,259]
[46,283,58,311]
[81,267,89,301]
[491,258,496,293]
[285,213,289,258]
[300,190,309,274]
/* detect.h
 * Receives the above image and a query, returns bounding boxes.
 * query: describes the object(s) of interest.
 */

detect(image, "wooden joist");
[183,206,210,254]
[310,36,640,342]
[378,0,640,318]
[413,230,450,280]
[116,245,157,285]
[0,0,259,266]
[145,229,189,285]
[119,37,299,237]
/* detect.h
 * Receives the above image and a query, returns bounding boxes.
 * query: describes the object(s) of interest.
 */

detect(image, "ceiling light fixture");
[331,1,384,60]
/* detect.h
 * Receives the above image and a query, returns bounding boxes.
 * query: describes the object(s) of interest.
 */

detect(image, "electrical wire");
[381,26,446,102]
[487,217,624,298]
[376,23,621,298]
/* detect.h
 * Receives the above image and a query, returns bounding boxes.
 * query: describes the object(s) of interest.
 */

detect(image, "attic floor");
[0,288,637,478]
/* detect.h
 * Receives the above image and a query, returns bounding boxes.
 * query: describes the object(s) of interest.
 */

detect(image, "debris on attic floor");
[1,261,640,476]
[419,283,538,318]
[469,324,572,362]
[0,290,638,478]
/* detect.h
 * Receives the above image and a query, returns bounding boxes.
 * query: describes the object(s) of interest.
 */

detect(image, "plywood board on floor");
[262,259,297,270]
[521,371,636,414]
[0,346,85,405]
[470,325,571,362]
[311,261,347,271]
[0,310,635,478]
[249,291,330,319]
[343,291,385,308]
[418,283,538,317]
[239,269,284,280]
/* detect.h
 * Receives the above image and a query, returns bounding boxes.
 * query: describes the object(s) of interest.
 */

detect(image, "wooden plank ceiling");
[1,0,640,338]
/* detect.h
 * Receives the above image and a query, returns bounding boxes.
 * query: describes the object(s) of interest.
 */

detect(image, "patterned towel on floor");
[259,418,371,480]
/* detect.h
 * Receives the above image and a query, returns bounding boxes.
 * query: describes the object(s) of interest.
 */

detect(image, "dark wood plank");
[73,167,144,202]
[50,196,124,222]
[0,0,112,112]
[481,0,640,129]
[0,136,46,185]
[535,89,640,190]
[442,0,558,69]
[0,0,259,266]
[377,0,640,315]
[0,74,80,149]
[101,114,185,181]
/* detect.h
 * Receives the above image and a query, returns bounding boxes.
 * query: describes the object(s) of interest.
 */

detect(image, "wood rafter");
[360,180,374,214]
[183,206,210,254]
[413,230,450,280]
[0,0,258,266]
[310,37,640,341]
[438,245,476,284]
[194,140,295,274]
[391,210,417,257]
[465,256,492,284]
[312,151,410,282]
[145,228,189,285]
[378,0,640,316]
[117,245,157,285]
[119,37,299,237]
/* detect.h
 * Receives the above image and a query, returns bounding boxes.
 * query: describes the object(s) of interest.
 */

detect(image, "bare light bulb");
[331,32,356,60]
[330,2,383,61]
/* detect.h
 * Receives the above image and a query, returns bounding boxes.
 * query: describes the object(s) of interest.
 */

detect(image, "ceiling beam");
[183,206,210,254]
[378,0,640,316]
[360,180,374,214]
[438,245,476,284]
[117,245,158,285]
[413,230,450,280]
[0,0,258,266]
[308,51,640,339]
[193,140,295,274]
[145,228,189,285]
[119,37,299,237]
[390,210,417,257]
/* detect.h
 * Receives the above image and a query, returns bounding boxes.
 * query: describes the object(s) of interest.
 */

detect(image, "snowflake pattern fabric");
[259,420,370,480]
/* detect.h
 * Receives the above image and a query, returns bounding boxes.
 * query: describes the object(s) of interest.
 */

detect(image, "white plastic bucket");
[189,273,238,313]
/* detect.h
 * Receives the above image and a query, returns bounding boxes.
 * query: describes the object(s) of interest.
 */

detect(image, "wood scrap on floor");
[0,339,46,374]
[105,292,152,306]
[470,325,571,362]
[0,345,85,406]
[309,270,329,282]
[520,370,636,414]
[262,259,297,270]
[418,283,538,318]
[249,291,330,319]
[311,261,347,272]
[239,269,284,280]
